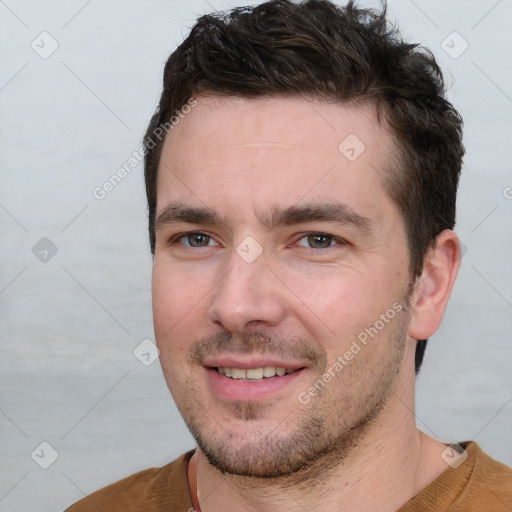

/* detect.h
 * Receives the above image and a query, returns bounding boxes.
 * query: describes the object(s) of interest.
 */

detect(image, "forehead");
[156,95,396,220]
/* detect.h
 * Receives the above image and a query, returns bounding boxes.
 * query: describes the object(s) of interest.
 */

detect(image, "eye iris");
[188,233,209,247]
[308,234,331,248]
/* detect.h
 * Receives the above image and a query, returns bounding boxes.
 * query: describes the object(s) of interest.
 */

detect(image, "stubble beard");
[173,304,409,482]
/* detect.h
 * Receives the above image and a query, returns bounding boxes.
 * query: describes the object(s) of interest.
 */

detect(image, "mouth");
[203,358,308,402]
[215,365,299,381]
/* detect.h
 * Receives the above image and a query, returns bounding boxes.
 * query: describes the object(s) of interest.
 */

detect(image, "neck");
[195,365,448,511]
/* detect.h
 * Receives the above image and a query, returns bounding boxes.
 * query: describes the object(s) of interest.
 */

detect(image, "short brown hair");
[143,0,464,372]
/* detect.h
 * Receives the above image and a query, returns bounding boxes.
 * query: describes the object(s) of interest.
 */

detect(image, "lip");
[204,365,307,402]
[202,355,307,371]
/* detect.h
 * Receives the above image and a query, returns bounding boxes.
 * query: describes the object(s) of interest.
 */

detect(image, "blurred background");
[1,0,511,510]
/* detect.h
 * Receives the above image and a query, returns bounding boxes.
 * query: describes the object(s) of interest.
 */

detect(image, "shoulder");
[398,442,512,512]
[63,450,194,512]
[459,442,512,509]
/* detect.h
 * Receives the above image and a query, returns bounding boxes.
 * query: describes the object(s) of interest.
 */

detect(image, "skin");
[152,95,461,511]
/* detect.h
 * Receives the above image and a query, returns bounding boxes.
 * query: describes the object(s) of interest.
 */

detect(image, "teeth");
[231,368,246,379]
[263,366,276,378]
[217,366,292,380]
[246,368,264,379]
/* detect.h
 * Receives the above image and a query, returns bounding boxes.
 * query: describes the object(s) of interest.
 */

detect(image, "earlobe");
[408,230,461,340]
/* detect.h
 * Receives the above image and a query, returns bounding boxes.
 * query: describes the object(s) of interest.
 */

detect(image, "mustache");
[188,331,327,368]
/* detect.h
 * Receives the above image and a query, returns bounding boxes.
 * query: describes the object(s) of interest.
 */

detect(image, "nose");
[207,249,286,333]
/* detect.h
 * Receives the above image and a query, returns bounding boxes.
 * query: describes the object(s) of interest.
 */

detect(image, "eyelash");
[169,231,216,247]
[293,232,348,250]
[168,231,348,250]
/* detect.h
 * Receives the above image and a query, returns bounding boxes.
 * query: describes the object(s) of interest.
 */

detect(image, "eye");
[174,232,216,247]
[296,233,345,249]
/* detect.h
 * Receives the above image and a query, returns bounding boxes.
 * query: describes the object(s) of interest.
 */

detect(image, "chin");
[186,405,378,479]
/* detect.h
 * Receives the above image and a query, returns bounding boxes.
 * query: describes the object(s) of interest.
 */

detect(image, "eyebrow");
[263,202,374,234]
[154,201,374,235]
[154,203,225,231]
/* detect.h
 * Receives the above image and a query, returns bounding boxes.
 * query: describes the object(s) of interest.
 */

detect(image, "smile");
[216,366,299,380]
[205,363,307,402]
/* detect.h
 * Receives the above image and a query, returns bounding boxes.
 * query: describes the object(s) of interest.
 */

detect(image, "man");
[66,0,512,510]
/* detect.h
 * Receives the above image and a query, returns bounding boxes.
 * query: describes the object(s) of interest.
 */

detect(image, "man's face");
[152,96,414,477]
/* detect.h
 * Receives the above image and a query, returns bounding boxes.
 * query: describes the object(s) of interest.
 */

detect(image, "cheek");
[152,264,210,384]
[283,265,403,351]
[152,260,210,342]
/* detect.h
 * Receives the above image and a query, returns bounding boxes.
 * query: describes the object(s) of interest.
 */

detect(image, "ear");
[408,230,461,340]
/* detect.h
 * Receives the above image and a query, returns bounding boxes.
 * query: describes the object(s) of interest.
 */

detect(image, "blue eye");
[296,233,343,249]
[178,232,215,247]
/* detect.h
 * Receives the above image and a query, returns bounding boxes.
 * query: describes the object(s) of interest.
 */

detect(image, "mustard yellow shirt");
[65,442,512,511]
